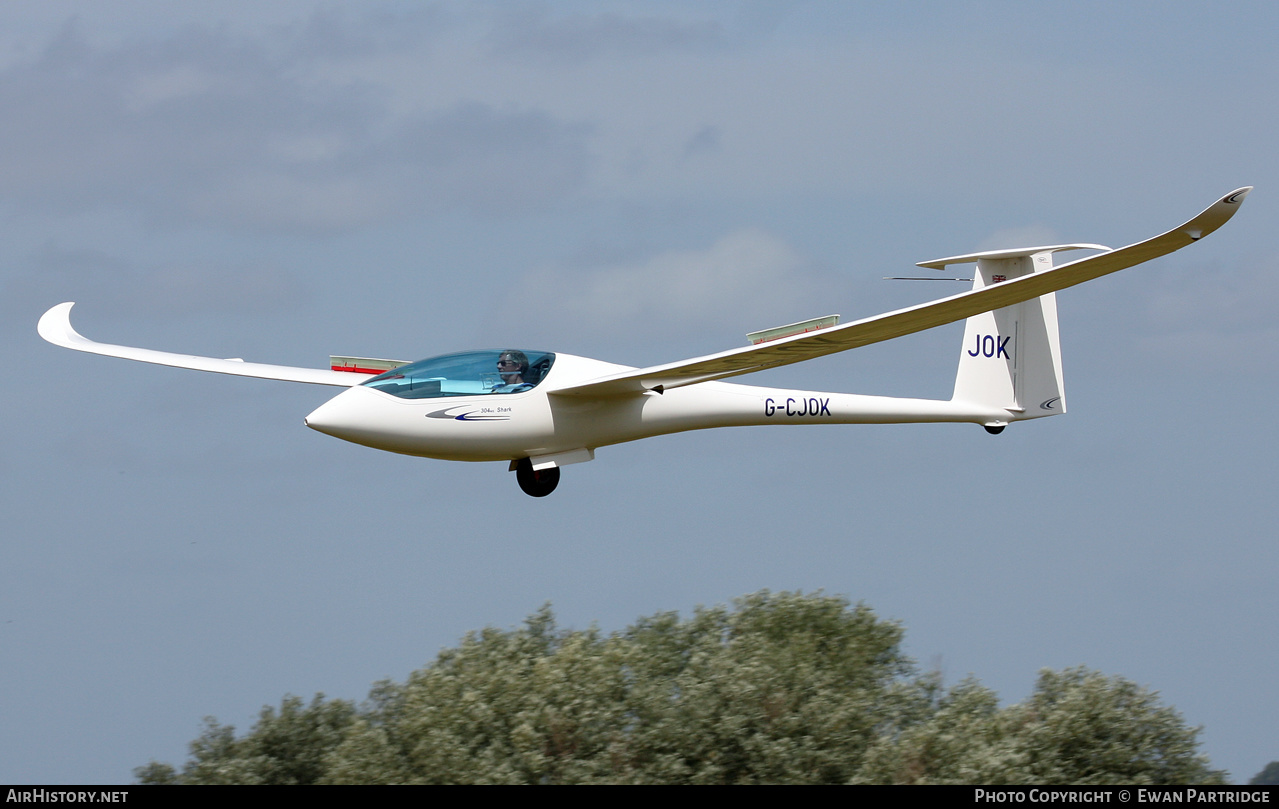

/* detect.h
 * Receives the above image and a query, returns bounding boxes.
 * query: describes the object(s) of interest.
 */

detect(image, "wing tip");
[1183,186,1253,240]
[37,302,81,347]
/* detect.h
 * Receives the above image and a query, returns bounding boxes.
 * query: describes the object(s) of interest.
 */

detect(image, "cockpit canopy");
[362,350,555,400]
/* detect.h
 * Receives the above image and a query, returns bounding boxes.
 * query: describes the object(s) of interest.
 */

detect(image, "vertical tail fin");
[920,244,1109,427]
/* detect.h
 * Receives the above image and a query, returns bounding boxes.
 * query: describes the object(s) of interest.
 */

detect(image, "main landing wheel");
[515,458,560,497]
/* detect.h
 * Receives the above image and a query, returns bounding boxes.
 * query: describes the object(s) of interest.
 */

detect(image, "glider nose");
[305,388,369,441]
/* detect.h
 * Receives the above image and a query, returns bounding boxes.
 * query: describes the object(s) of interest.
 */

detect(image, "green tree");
[137,694,356,785]
[323,592,915,784]
[858,669,1225,785]
[136,591,1226,785]
[1251,761,1279,785]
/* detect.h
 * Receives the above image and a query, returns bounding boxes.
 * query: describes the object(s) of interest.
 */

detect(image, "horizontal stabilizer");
[917,244,1109,269]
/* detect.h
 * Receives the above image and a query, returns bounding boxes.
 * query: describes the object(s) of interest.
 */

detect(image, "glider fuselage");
[303,352,1004,463]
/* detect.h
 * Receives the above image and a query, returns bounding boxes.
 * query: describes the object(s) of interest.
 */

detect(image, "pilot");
[493,350,534,393]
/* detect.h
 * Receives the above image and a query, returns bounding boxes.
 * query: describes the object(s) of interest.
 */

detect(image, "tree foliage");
[136,694,356,785]
[1251,761,1279,785]
[136,591,1225,785]
[858,669,1225,785]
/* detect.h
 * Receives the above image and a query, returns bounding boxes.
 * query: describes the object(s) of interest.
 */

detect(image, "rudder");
[919,244,1107,427]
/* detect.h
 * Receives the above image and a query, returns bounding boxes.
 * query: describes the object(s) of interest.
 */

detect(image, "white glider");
[38,188,1251,496]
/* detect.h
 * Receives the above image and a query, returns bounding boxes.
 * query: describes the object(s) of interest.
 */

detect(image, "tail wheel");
[515,458,560,497]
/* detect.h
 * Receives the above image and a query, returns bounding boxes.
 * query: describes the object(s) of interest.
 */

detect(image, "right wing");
[550,187,1251,398]
[38,302,362,387]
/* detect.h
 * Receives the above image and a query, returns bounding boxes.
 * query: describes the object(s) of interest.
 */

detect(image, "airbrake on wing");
[746,315,840,346]
[330,356,410,375]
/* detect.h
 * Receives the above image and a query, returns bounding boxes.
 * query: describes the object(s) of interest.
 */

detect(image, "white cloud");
[0,17,593,232]
[512,229,817,337]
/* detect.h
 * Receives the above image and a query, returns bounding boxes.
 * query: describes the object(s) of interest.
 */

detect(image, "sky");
[2,1,1276,784]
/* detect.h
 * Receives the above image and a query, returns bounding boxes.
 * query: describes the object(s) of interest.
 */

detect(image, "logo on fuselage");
[426,406,512,421]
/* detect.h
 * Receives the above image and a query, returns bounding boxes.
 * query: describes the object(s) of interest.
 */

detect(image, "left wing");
[38,302,362,387]
[550,187,1251,398]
